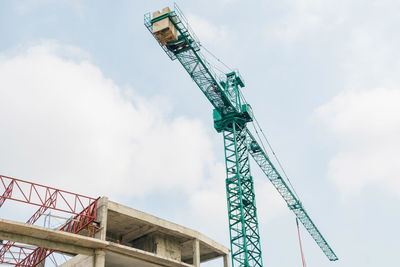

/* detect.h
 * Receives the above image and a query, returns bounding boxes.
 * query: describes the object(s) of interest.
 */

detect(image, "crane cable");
[238,87,301,200]
[200,43,302,201]
[296,218,307,267]
[252,115,301,200]
[200,43,233,72]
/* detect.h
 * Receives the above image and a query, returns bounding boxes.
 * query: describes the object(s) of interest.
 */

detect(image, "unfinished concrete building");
[0,196,230,267]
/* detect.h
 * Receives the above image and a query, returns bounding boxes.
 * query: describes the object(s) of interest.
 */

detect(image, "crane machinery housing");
[144,4,338,267]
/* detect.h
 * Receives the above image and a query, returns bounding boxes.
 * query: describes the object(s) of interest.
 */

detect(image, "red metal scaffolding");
[0,174,99,266]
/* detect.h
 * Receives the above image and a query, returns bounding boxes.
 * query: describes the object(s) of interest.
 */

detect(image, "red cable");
[296,218,307,267]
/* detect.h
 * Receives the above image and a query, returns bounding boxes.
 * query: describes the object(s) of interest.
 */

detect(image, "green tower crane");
[144,4,338,266]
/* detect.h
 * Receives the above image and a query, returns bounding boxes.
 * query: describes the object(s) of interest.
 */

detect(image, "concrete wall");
[131,233,182,261]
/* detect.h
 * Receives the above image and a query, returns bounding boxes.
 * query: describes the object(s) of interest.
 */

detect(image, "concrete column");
[95,197,108,241]
[223,254,230,267]
[94,249,105,267]
[94,198,107,266]
[192,238,200,267]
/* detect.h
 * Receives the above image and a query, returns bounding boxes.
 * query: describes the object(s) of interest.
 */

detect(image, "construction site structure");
[0,175,229,266]
[145,4,338,267]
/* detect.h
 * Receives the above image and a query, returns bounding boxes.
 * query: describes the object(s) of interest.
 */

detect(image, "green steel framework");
[144,4,338,266]
[224,123,262,266]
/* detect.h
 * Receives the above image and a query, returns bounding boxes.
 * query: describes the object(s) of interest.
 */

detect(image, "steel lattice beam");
[0,244,35,265]
[145,10,236,116]
[0,175,97,216]
[15,199,98,267]
[224,124,262,267]
[246,130,338,261]
[0,190,58,262]
[0,180,14,208]
[0,174,99,266]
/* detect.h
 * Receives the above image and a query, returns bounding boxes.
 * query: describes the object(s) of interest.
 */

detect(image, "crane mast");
[144,4,338,266]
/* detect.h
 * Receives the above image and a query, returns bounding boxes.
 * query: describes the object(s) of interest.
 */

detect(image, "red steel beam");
[0,179,14,208]
[0,174,99,267]
[16,199,99,267]
[0,245,35,265]
[0,191,58,261]
[0,175,97,216]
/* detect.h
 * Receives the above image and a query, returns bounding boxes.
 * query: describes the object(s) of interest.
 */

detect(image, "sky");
[0,0,399,266]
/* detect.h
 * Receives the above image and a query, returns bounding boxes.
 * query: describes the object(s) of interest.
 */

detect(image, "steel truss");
[224,123,262,267]
[0,245,35,265]
[144,6,236,116]
[246,131,338,261]
[0,175,99,266]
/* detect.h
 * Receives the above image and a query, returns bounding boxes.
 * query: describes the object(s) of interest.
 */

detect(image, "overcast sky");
[1,0,399,266]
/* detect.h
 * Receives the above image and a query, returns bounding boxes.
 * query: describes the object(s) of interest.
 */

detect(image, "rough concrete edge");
[107,201,230,255]
[0,219,194,267]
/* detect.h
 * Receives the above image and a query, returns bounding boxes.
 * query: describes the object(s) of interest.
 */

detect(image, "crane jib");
[246,130,338,261]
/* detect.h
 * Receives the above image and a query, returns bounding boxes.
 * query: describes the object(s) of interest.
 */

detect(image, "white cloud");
[186,14,229,46]
[266,0,348,42]
[315,88,400,196]
[187,163,228,237]
[0,42,217,199]
[16,0,84,16]
[344,27,400,90]
[309,0,400,197]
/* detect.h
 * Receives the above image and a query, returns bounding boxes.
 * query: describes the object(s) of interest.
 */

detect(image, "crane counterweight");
[152,7,178,45]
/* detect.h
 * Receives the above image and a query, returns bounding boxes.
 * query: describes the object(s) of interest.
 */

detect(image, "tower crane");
[144,4,338,266]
